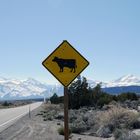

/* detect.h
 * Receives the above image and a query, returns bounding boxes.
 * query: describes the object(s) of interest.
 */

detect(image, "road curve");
[0,102,42,132]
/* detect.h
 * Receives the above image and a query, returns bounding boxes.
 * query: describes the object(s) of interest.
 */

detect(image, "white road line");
[0,112,27,127]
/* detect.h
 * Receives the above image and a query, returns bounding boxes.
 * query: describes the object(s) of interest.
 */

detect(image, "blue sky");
[0,0,140,84]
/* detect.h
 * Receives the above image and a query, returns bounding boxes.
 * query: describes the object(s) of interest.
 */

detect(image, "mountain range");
[88,74,140,88]
[0,74,140,100]
[0,77,63,100]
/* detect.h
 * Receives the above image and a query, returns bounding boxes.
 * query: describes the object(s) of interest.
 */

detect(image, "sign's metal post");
[64,87,69,140]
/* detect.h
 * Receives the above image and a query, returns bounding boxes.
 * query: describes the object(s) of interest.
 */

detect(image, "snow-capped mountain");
[87,80,101,88]
[88,74,140,88]
[42,84,64,97]
[106,74,140,87]
[88,74,140,94]
[0,77,63,100]
[0,74,140,99]
[87,80,108,88]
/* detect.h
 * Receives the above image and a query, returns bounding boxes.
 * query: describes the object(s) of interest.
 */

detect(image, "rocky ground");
[38,101,140,140]
[0,103,114,140]
[0,101,140,140]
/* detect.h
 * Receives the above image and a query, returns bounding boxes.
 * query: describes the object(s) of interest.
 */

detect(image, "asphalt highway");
[0,102,42,132]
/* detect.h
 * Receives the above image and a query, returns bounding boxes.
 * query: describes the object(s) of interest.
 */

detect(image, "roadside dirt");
[0,104,114,140]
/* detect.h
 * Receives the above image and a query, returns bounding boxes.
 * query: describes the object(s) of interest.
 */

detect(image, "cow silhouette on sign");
[52,56,77,73]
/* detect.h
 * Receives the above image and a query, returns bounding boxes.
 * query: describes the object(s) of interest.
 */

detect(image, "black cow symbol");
[52,56,77,73]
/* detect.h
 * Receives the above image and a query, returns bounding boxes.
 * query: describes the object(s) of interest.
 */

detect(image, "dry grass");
[42,103,63,112]
[96,105,139,129]
[38,103,64,121]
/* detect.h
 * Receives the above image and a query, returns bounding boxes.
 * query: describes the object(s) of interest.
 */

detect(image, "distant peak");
[123,74,135,78]
[121,74,138,80]
[115,74,136,81]
[0,77,7,81]
[26,77,37,81]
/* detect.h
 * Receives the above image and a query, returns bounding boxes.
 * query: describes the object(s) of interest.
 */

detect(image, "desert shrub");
[42,115,47,118]
[120,100,139,110]
[95,105,139,135]
[69,115,89,133]
[70,121,89,133]
[43,104,62,112]
[96,125,112,138]
[69,110,78,123]
[50,94,64,104]
[129,116,140,129]
[47,116,53,121]
[69,108,97,134]
[114,129,122,139]
[114,129,139,140]
[36,113,43,116]
[41,104,63,121]
[54,112,64,120]
[117,92,138,102]
[50,93,59,104]
[85,111,96,127]
[58,127,65,135]
[96,93,113,107]
[2,101,10,106]
[58,127,71,136]
[43,118,47,121]
[68,105,140,137]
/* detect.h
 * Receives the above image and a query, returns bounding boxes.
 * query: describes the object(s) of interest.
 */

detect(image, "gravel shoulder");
[0,104,114,140]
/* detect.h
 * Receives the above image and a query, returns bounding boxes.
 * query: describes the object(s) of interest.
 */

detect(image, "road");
[0,102,42,132]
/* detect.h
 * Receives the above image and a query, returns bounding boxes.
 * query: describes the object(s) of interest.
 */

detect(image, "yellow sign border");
[42,40,89,87]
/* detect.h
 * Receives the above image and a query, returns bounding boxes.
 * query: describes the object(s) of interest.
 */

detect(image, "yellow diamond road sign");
[42,40,89,87]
